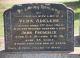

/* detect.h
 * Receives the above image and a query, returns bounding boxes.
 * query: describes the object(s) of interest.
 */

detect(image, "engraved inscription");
[4,4,74,51]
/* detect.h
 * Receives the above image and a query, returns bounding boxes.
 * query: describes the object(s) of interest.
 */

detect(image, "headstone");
[4,4,74,52]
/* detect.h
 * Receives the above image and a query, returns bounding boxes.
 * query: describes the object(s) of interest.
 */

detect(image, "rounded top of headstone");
[12,3,67,9]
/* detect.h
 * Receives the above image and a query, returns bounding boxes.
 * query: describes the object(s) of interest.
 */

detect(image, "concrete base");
[0,49,80,58]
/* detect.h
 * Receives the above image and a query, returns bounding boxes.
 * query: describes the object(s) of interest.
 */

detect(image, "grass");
[74,7,80,35]
[74,8,80,13]
[0,3,13,37]
[0,12,4,37]
[0,3,80,37]
[74,19,79,35]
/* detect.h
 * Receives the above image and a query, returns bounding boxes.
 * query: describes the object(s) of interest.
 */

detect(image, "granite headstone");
[4,4,74,52]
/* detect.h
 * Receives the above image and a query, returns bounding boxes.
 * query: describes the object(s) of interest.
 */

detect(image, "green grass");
[74,19,79,35]
[74,7,80,35]
[0,3,13,37]
[74,8,80,13]
[0,12,4,37]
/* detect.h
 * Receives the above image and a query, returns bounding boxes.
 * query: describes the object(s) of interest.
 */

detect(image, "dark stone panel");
[4,4,74,51]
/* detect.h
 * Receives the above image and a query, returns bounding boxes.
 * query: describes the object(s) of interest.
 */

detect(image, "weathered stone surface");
[0,51,80,58]
[4,4,74,51]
